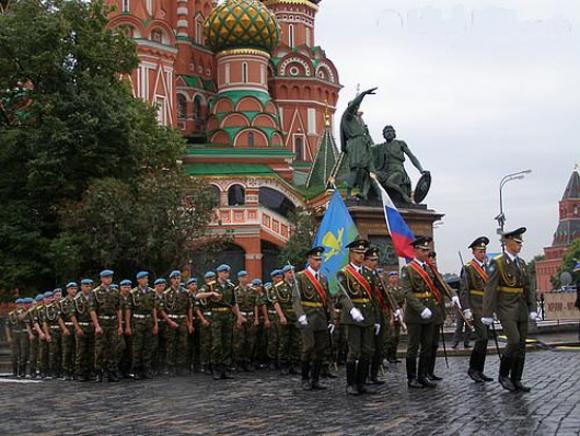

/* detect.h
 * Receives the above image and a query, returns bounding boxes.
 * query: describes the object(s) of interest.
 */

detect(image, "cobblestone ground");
[0,350,578,436]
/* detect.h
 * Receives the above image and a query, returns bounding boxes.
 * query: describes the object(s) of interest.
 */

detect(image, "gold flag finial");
[324,98,330,127]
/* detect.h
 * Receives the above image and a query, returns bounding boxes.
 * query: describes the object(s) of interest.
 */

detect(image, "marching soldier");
[401,236,446,388]
[118,279,133,378]
[160,270,192,376]
[29,294,46,378]
[185,277,201,373]
[71,278,95,381]
[384,272,404,363]
[482,227,539,392]
[59,282,78,380]
[151,278,168,375]
[271,269,300,375]
[196,272,215,375]
[126,271,158,380]
[233,271,257,372]
[89,269,123,382]
[44,288,64,379]
[461,236,494,383]
[337,239,380,395]
[294,247,334,391]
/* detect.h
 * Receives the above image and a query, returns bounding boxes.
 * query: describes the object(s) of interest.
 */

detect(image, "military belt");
[239,311,253,316]
[352,298,370,304]
[50,325,60,330]
[413,292,432,299]
[469,290,485,297]
[203,312,211,317]
[268,310,277,315]
[98,315,116,320]
[211,307,230,313]
[498,286,523,294]
[132,314,151,319]
[12,329,22,333]
[302,301,323,308]
[168,314,187,320]
[77,322,90,327]
[64,322,73,326]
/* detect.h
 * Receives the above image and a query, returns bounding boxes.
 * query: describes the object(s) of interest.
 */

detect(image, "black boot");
[406,357,423,388]
[511,351,531,392]
[369,359,385,385]
[468,350,484,383]
[357,360,375,394]
[451,341,459,349]
[301,361,312,390]
[311,361,326,390]
[95,370,103,383]
[12,363,19,378]
[280,361,289,376]
[346,362,360,395]
[498,355,517,392]
[418,356,436,388]
[107,370,119,382]
[426,354,442,381]
[19,364,27,379]
[478,349,493,382]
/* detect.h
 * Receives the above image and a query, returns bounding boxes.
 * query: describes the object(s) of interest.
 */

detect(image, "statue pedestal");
[347,203,444,269]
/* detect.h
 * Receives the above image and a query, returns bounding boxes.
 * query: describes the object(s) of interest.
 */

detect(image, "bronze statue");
[340,88,377,201]
[373,125,429,205]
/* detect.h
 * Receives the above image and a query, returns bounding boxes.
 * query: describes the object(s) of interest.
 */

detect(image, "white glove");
[463,309,473,322]
[328,323,335,335]
[374,323,381,335]
[529,312,540,322]
[298,314,308,326]
[451,296,461,309]
[420,308,432,320]
[393,309,402,321]
[350,307,364,322]
[481,317,494,326]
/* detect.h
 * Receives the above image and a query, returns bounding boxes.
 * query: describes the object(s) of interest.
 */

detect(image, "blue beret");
[186,278,198,286]
[24,297,33,303]
[80,278,93,285]
[154,278,166,286]
[136,271,149,280]
[35,294,44,302]
[43,291,53,298]
[282,265,295,273]
[270,269,283,278]
[66,282,78,289]
[110,284,119,289]
[251,278,262,286]
[169,270,181,279]
[120,279,132,286]
[204,271,216,279]
[216,264,231,273]
[53,288,63,294]
[15,298,23,304]
[237,270,248,278]
[100,269,114,278]
[388,271,399,277]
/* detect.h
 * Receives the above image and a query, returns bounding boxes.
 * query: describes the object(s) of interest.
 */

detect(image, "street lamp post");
[495,170,532,246]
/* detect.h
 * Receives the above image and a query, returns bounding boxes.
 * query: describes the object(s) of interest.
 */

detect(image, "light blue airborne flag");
[313,191,359,295]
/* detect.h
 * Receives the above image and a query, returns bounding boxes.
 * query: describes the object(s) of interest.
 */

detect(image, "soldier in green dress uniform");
[337,240,381,395]
[294,247,334,391]
[160,270,192,376]
[59,282,78,380]
[384,272,404,363]
[71,278,95,381]
[482,227,539,392]
[460,236,494,383]
[44,288,63,379]
[6,299,21,377]
[89,270,123,382]
[37,292,52,378]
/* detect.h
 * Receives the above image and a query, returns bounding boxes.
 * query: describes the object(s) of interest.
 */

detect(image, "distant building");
[536,168,580,292]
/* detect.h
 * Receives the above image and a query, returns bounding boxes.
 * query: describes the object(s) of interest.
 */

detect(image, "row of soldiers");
[6,226,535,393]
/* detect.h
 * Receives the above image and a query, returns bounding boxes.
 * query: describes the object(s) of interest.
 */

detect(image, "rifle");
[376,272,407,332]
[429,264,473,330]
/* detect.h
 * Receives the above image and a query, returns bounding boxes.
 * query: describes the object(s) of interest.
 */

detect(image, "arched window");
[193,95,202,120]
[151,29,163,43]
[259,187,295,218]
[210,185,221,208]
[177,94,187,119]
[228,184,245,206]
[248,131,255,147]
[288,24,295,48]
[122,0,130,13]
[242,62,248,83]
[294,135,304,162]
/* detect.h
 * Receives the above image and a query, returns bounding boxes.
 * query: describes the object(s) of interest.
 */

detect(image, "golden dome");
[204,0,280,53]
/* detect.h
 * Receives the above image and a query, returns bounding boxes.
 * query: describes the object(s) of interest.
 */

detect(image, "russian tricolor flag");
[375,181,415,260]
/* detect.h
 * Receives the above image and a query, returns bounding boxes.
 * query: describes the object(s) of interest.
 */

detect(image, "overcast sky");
[316,0,579,273]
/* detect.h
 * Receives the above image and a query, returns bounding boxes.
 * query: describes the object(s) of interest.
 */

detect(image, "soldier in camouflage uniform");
[89,269,123,382]
[71,278,95,381]
[126,271,158,379]
[151,278,168,375]
[252,279,271,369]
[6,298,21,377]
[7,298,32,378]
[197,264,246,380]
[185,278,201,373]
[44,288,64,379]
[233,271,257,372]
[271,269,301,375]
[384,272,404,363]
[36,292,52,378]
[117,279,132,378]
[59,282,78,380]
[159,270,192,376]
[28,294,45,378]
[264,281,279,370]
[196,272,215,375]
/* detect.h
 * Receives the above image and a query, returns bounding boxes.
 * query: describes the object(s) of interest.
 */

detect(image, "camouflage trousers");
[75,326,95,377]
[94,320,119,373]
[277,321,301,367]
[233,317,256,365]
[267,312,279,363]
[48,327,62,375]
[253,321,269,365]
[165,320,189,372]
[186,319,201,372]
[61,328,76,374]
[199,315,212,367]
[152,322,167,373]
[29,334,40,376]
[210,312,233,369]
[117,332,131,376]
[384,321,401,360]
[131,317,154,372]
[39,338,49,376]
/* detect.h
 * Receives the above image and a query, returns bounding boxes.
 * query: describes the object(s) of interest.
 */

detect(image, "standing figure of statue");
[340,88,377,201]
[373,125,429,205]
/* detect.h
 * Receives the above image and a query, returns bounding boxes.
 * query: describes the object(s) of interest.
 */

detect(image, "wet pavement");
[0,349,579,435]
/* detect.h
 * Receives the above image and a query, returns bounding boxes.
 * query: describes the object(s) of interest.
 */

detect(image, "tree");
[551,239,580,289]
[277,208,318,269]
[0,0,217,292]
